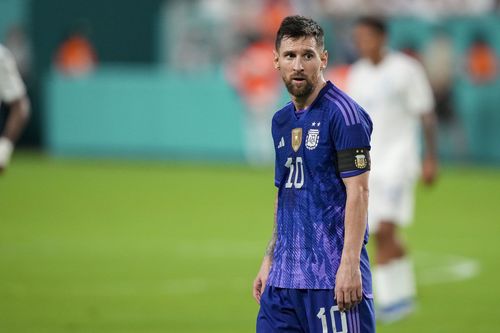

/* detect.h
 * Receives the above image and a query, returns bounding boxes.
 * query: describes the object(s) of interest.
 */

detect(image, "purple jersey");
[267,81,373,293]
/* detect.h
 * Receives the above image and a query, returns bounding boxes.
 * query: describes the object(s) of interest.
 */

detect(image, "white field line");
[2,251,478,297]
[414,251,481,286]
[161,251,482,295]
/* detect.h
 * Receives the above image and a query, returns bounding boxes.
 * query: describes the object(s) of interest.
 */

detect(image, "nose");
[292,57,304,72]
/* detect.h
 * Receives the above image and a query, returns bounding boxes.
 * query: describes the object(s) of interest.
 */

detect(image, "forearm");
[421,112,437,159]
[264,193,279,262]
[342,176,369,263]
[3,96,30,142]
[264,226,276,262]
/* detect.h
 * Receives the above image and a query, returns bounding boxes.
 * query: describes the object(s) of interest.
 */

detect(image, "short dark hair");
[356,16,387,35]
[275,15,324,51]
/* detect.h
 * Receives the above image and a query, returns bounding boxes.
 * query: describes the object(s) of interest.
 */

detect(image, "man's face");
[274,36,327,99]
[353,24,385,59]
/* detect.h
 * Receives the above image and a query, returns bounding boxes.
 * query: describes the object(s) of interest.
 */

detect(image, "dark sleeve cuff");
[337,148,371,174]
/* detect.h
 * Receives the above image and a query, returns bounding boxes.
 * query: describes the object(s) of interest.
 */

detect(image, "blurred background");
[1,0,499,332]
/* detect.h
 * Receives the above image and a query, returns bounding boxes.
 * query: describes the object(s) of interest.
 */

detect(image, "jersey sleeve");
[0,46,26,103]
[405,59,434,115]
[330,104,372,178]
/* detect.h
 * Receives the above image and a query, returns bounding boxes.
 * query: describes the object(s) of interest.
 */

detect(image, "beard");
[284,76,315,99]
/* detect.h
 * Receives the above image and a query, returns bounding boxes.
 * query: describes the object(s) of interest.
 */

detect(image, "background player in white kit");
[0,43,30,173]
[346,17,438,322]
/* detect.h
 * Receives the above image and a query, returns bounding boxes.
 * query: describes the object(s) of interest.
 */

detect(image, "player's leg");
[374,221,405,264]
[370,181,417,323]
[373,221,416,322]
[256,286,304,333]
[291,289,375,333]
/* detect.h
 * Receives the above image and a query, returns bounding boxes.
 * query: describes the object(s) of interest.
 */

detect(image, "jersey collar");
[290,81,333,120]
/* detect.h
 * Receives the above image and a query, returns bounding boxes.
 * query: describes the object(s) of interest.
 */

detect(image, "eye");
[284,53,295,59]
[304,53,314,60]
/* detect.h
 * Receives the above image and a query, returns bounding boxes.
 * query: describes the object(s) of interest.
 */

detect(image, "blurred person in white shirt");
[0,43,30,173]
[346,16,438,323]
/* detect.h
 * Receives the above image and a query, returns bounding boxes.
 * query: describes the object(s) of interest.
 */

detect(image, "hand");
[335,258,362,312]
[253,256,272,304]
[422,155,438,186]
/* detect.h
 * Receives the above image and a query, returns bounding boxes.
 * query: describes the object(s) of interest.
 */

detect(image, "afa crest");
[354,150,368,169]
[305,129,320,150]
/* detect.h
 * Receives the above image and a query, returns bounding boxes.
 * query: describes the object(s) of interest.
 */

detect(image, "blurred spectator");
[160,0,500,73]
[55,21,97,76]
[317,0,495,17]
[4,25,32,82]
[261,0,293,38]
[161,0,239,73]
[423,29,454,121]
[170,26,214,73]
[225,0,293,164]
[227,36,279,109]
[423,28,467,159]
[226,34,281,165]
[466,34,497,84]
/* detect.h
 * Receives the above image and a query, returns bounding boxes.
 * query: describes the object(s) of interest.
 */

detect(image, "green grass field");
[1,153,499,332]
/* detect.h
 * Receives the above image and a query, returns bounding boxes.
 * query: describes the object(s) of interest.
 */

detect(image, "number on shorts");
[316,306,348,333]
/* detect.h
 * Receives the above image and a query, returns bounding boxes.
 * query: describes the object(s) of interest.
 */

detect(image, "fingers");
[343,290,352,311]
[354,288,362,305]
[252,278,262,304]
[349,290,361,310]
[335,287,362,312]
[335,288,345,312]
[253,276,267,305]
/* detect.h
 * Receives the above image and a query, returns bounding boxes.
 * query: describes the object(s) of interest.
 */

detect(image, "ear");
[273,50,280,69]
[320,50,328,70]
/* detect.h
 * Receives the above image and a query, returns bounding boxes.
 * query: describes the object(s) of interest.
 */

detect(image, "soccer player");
[0,43,30,173]
[253,16,375,333]
[346,17,438,322]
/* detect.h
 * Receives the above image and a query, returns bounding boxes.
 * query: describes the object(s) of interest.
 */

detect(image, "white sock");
[0,137,14,168]
[374,256,416,309]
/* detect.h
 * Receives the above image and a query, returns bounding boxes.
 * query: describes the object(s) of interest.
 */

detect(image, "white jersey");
[0,44,26,106]
[347,52,434,182]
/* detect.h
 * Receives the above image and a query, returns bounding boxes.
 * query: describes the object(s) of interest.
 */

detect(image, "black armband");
[337,148,371,173]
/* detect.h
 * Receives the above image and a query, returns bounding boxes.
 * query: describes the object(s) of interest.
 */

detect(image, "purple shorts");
[257,286,375,333]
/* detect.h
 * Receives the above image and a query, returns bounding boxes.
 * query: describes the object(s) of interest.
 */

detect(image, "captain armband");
[337,148,371,173]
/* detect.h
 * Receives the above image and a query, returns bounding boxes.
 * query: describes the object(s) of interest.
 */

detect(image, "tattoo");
[265,193,279,260]
[264,222,277,259]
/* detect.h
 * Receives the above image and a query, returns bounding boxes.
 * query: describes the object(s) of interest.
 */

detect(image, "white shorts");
[368,177,416,234]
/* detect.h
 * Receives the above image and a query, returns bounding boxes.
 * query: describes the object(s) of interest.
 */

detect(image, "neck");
[292,78,327,111]
[368,49,385,65]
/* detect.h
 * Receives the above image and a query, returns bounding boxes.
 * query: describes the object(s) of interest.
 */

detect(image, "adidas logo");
[277,137,285,149]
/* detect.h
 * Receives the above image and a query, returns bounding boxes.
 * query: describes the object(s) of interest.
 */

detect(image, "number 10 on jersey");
[285,157,304,189]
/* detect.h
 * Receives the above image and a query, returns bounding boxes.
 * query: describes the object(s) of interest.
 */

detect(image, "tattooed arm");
[252,193,278,304]
[264,223,277,259]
